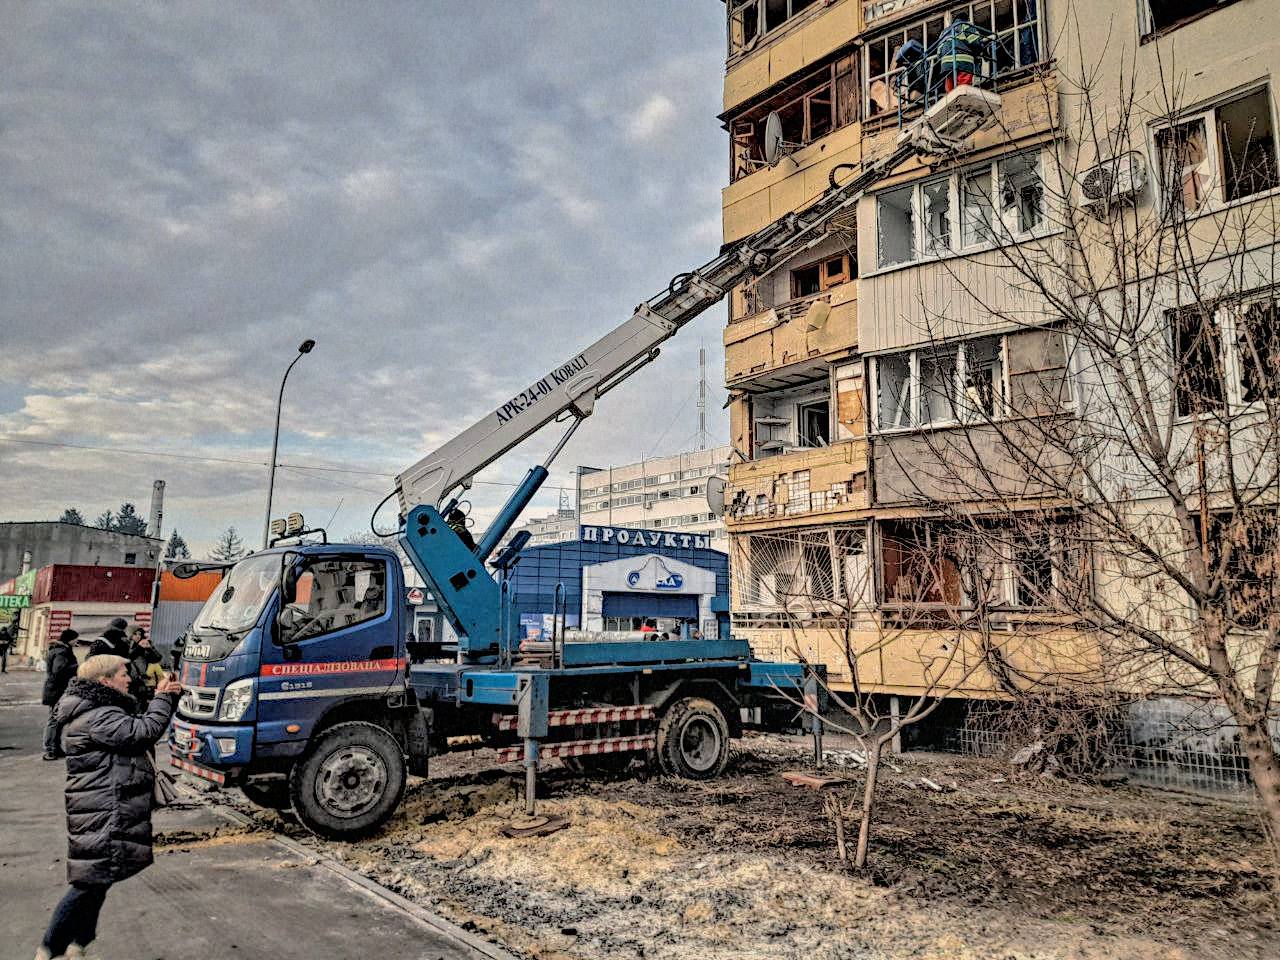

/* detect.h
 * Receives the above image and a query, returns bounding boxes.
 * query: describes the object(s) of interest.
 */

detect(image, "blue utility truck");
[167,86,1003,838]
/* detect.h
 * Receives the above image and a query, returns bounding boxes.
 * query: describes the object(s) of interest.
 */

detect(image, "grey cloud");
[1,1,731,550]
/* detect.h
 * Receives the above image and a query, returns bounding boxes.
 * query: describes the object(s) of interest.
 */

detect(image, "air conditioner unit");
[1078,152,1148,215]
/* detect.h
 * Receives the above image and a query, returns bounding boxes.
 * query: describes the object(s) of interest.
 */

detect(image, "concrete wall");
[0,523,161,583]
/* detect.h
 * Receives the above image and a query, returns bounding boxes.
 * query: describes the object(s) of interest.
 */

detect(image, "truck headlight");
[217,678,255,722]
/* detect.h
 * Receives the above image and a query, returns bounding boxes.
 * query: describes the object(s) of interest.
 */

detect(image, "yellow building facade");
[717,0,1279,700]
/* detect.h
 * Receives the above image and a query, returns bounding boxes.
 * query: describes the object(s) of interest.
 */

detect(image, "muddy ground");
[199,735,1278,960]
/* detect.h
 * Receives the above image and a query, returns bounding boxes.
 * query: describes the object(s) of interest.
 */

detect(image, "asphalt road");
[0,670,491,960]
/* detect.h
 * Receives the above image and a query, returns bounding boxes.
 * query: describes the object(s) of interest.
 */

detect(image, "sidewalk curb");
[177,785,520,960]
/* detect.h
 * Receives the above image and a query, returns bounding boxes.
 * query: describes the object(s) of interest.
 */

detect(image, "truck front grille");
[178,685,219,720]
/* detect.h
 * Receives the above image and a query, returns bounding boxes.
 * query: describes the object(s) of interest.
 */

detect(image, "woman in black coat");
[36,654,182,960]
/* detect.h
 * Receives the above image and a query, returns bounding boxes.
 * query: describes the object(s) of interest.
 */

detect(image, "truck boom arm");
[394,87,1001,518]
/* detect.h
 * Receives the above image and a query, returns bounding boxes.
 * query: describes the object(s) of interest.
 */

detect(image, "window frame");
[1171,289,1280,420]
[873,334,1012,433]
[874,148,1045,272]
[729,54,858,183]
[863,0,1046,120]
[278,555,390,645]
[727,0,822,59]
[1153,85,1280,219]
[1138,0,1245,41]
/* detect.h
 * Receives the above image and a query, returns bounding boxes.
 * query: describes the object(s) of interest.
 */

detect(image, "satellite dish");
[706,476,728,518]
[763,111,784,164]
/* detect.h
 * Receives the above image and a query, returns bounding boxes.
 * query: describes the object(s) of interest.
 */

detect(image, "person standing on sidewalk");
[35,654,182,960]
[41,628,80,760]
[0,623,13,672]
[87,618,130,659]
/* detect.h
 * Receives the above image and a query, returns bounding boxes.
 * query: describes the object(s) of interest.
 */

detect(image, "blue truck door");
[257,554,404,734]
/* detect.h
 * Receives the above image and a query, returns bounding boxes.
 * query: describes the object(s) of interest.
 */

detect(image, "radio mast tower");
[697,347,708,450]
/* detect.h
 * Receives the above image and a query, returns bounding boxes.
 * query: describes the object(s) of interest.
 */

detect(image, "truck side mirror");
[279,552,301,604]
[276,552,303,644]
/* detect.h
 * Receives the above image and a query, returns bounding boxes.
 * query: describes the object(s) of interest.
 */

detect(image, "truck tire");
[654,697,730,779]
[289,721,406,840]
[240,777,291,811]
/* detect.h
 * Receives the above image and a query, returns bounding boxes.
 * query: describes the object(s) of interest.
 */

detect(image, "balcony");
[724,0,861,112]
[861,70,1059,189]
[725,438,869,531]
[725,283,857,390]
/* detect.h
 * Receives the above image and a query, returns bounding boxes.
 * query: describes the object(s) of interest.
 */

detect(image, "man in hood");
[42,628,79,760]
[88,618,130,659]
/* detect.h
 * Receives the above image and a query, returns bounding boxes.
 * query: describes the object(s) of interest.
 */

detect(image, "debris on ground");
[213,733,1278,960]
[780,770,848,789]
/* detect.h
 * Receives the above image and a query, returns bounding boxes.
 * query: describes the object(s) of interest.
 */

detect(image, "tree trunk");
[853,738,885,869]
[1240,718,1280,876]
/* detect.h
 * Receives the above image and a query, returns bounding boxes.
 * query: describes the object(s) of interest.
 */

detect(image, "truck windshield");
[192,554,279,636]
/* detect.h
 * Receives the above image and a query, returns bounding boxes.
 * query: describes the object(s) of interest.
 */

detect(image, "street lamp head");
[298,339,316,354]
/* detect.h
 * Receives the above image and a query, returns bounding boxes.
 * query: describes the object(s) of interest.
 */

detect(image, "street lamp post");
[262,339,316,548]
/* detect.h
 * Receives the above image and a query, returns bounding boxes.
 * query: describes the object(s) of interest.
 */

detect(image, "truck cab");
[170,544,413,805]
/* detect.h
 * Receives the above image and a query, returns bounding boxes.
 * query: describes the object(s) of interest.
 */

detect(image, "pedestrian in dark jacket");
[0,623,13,672]
[36,654,182,960]
[42,628,80,760]
[87,617,131,659]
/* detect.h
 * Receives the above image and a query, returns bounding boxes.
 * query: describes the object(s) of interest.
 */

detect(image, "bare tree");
[730,525,1014,867]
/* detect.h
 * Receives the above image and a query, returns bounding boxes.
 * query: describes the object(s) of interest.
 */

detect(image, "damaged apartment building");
[716,0,1280,781]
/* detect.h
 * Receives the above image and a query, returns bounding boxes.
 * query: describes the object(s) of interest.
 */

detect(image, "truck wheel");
[289,721,406,840]
[654,697,730,779]
[240,778,291,810]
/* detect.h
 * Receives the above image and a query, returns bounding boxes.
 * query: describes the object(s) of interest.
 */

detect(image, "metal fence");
[954,697,1279,794]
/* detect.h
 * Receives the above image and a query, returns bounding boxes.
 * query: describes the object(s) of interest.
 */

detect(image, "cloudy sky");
[0,1,732,556]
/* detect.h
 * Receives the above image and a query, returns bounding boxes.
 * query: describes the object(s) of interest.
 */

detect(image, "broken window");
[1211,510,1280,629]
[961,167,996,246]
[1237,296,1280,404]
[878,336,1022,430]
[1011,532,1054,606]
[1156,117,1213,216]
[1142,0,1236,37]
[864,3,1042,118]
[1218,88,1280,203]
[728,55,858,181]
[1170,305,1226,417]
[1157,87,1279,215]
[877,149,1040,268]
[919,349,959,426]
[879,522,963,606]
[876,353,913,430]
[877,184,916,268]
[728,0,820,56]
[798,400,831,447]
[922,177,952,256]
[834,362,865,440]
[963,336,1006,419]
[790,253,852,298]
[999,151,1044,234]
